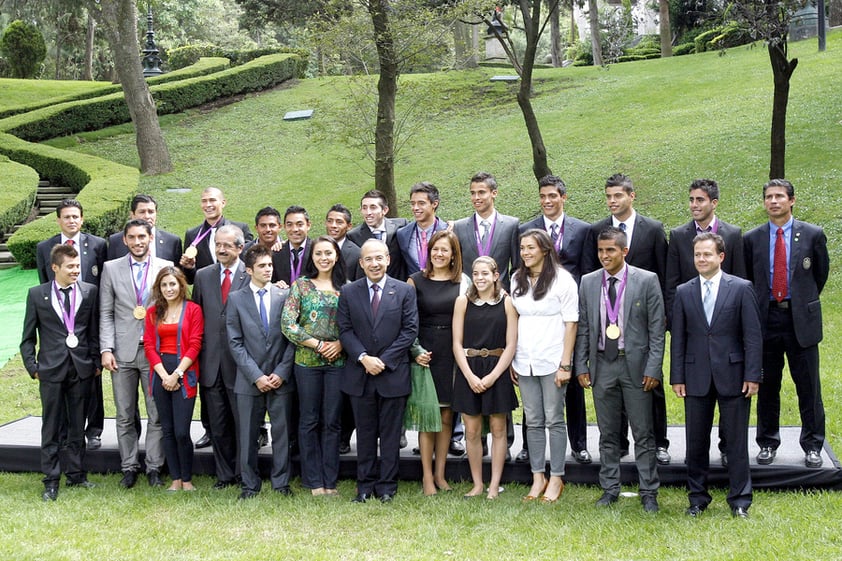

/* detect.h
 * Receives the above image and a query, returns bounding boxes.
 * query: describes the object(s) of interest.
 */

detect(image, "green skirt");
[403,362,442,432]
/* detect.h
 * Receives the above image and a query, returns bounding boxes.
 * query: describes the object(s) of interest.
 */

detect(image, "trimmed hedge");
[168,43,309,75]
[0,54,301,142]
[0,132,137,268]
[0,154,38,235]
[0,57,231,120]
[673,42,696,56]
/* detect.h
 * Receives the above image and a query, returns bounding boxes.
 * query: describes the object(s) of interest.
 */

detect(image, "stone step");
[0,262,17,270]
[37,186,73,195]
[38,193,72,201]
[0,251,16,263]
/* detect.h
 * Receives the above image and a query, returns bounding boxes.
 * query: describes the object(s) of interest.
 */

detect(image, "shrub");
[0,20,47,79]
[169,43,309,76]
[694,21,752,52]
[0,155,38,236]
[673,42,696,56]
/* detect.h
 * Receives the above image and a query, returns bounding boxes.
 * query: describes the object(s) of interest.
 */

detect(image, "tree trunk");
[549,1,561,67]
[84,12,95,81]
[659,0,672,57]
[768,42,797,179]
[830,0,842,26]
[91,0,172,175]
[517,1,552,180]
[368,0,398,214]
[588,0,602,66]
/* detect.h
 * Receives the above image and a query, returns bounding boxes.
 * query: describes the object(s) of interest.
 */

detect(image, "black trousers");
[349,387,407,497]
[40,372,91,486]
[201,371,239,482]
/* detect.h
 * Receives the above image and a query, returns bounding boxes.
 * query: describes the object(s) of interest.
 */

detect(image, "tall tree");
[88,0,172,175]
[658,0,672,57]
[587,0,601,65]
[548,0,562,66]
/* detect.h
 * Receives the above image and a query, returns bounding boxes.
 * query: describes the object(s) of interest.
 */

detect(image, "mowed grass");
[0,77,112,112]
[1,30,841,561]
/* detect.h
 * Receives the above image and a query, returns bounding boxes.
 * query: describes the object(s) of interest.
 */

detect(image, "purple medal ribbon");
[415,218,439,270]
[474,215,498,257]
[130,255,151,307]
[53,282,77,335]
[290,239,306,283]
[602,267,628,326]
[188,217,222,252]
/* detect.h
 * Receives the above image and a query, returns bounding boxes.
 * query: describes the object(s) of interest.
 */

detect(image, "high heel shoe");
[540,479,565,503]
[522,480,548,502]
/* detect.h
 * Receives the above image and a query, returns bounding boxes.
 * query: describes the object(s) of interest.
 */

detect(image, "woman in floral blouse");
[282,235,347,496]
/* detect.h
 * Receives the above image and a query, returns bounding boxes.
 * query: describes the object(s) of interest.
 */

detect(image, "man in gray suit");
[192,225,250,488]
[226,245,296,499]
[453,171,520,291]
[99,219,170,488]
[576,227,665,513]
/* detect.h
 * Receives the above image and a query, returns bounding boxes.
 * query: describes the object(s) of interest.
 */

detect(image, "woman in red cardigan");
[144,266,204,491]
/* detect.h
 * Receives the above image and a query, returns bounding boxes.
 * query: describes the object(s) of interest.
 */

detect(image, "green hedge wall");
[0,54,301,142]
[0,154,38,235]
[0,132,137,268]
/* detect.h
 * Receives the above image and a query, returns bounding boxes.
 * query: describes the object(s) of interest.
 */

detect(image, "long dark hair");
[150,266,188,323]
[512,229,560,301]
[301,235,347,290]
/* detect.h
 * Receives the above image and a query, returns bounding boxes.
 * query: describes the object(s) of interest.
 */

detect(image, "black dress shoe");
[86,436,102,451]
[731,506,749,518]
[756,447,775,464]
[257,427,269,448]
[411,447,421,455]
[147,470,163,487]
[515,449,529,463]
[195,431,212,449]
[379,493,395,503]
[274,486,294,496]
[655,447,671,465]
[448,440,465,456]
[595,492,618,507]
[339,443,351,455]
[351,493,370,503]
[119,470,138,489]
[685,504,706,517]
[238,489,258,500]
[805,450,823,468]
[572,449,592,464]
[213,479,237,490]
[42,486,58,501]
[641,495,659,513]
[67,479,96,489]
[721,453,728,467]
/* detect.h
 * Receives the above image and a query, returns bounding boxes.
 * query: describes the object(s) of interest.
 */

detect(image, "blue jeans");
[295,364,343,489]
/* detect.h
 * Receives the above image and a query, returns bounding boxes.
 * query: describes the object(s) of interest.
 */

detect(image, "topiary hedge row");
[0,132,137,268]
[0,154,39,236]
[168,43,309,75]
[0,54,301,142]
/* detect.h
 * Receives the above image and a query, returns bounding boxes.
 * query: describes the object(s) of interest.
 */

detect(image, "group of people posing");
[21,171,828,520]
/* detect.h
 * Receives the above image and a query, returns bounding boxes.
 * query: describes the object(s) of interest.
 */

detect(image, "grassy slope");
[2,32,841,561]
[0,77,112,111]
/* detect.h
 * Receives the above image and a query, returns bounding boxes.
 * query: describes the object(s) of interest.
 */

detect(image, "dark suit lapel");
[622,267,636,327]
[789,220,803,274]
[626,215,646,262]
[373,278,398,330]
[685,277,707,327]
[233,262,249,289]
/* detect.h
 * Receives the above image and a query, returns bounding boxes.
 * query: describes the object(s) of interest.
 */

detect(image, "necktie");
[134,262,147,301]
[66,239,74,246]
[604,277,619,361]
[703,280,714,325]
[619,222,627,232]
[480,220,490,244]
[293,247,301,268]
[371,284,381,318]
[221,269,232,304]
[373,230,383,241]
[60,286,72,315]
[258,288,269,334]
[772,227,787,302]
[550,223,559,243]
[419,229,428,268]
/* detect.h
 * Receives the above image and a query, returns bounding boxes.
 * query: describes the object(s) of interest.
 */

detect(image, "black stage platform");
[2,416,840,490]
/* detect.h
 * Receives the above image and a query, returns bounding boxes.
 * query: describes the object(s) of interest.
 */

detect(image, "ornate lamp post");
[141,2,164,77]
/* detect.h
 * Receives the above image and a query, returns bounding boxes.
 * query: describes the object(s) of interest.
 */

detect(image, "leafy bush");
[0,155,38,236]
[618,53,661,62]
[673,42,696,56]
[694,21,752,52]
[169,43,309,75]
[0,20,47,79]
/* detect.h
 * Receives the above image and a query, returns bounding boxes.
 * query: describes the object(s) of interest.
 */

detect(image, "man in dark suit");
[226,245,297,499]
[670,233,762,518]
[326,203,362,283]
[518,174,592,465]
[453,172,520,291]
[346,189,408,281]
[192,224,250,489]
[106,194,182,262]
[338,239,419,503]
[744,179,829,468]
[576,227,664,513]
[35,199,107,451]
[583,174,671,465]
[396,182,449,276]
[274,205,314,287]
[21,244,100,501]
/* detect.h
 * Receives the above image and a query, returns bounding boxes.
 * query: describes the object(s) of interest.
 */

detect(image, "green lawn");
[1,31,841,561]
[0,77,113,112]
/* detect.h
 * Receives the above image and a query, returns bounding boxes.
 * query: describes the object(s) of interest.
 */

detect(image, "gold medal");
[65,334,79,348]
[133,305,147,320]
[606,323,620,340]
[184,246,198,259]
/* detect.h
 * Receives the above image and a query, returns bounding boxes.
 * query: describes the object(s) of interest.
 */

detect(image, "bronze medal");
[133,305,147,320]
[184,246,198,259]
[66,334,79,348]
[606,323,621,340]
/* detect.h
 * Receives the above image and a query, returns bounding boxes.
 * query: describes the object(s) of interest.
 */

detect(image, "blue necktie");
[703,280,714,325]
[258,288,269,334]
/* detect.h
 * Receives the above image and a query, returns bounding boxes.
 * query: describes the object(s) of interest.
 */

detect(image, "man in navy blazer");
[226,245,296,499]
[670,233,761,518]
[744,179,829,468]
[338,239,419,503]
[106,194,182,262]
[518,174,592,465]
[396,182,449,276]
[346,189,408,280]
[22,244,100,500]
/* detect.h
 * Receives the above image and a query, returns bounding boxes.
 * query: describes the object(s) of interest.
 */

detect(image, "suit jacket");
[346,218,408,280]
[743,219,829,347]
[99,256,173,363]
[143,301,204,399]
[665,218,745,321]
[575,265,665,386]
[669,272,762,397]
[395,219,449,276]
[274,238,314,285]
[183,217,253,283]
[107,228,183,263]
[192,261,250,387]
[337,276,418,398]
[226,285,296,397]
[339,237,363,282]
[453,212,520,290]
[21,281,100,382]
[583,214,668,296]
[520,214,590,284]
[36,233,107,287]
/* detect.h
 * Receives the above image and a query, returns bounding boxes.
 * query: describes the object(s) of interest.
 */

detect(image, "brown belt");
[464,347,504,358]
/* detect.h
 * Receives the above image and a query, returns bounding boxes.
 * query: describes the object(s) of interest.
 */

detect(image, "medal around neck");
[133,305,147,320]
[606,323,621,340]
[184,246,198,259]
[66,333,79,348]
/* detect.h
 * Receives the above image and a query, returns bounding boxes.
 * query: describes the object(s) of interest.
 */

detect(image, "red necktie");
[221,269,232,304]
[772,227,787,302]
[66,239,74,246]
